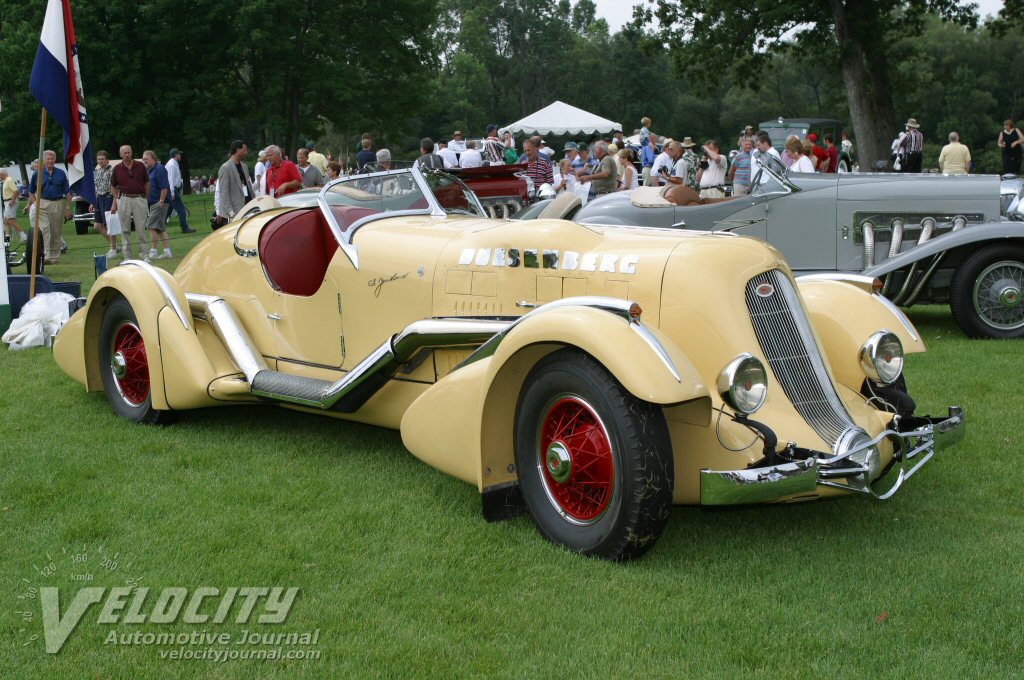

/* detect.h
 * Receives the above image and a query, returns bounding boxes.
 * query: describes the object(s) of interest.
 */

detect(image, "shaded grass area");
[2,224,1023,677]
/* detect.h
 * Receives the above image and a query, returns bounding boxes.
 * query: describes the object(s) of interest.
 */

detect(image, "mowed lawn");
[2,203,1023,678]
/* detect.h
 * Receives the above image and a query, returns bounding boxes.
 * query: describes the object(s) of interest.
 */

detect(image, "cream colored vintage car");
[53,166,965,560]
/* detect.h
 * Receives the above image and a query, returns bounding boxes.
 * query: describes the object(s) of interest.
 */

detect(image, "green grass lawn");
[2,210,1023,678]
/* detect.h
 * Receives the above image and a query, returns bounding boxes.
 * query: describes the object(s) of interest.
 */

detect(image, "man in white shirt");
[437,139,458,169]
[253,148,268,195]
[459,140,483,168]
[753,131,783,183]
[697,140,728,198]
[649,138,677,186]
[165,148,195,233]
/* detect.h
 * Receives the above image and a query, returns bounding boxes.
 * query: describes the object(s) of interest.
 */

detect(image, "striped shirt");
[522,153,553,186]
[732,151,752,185]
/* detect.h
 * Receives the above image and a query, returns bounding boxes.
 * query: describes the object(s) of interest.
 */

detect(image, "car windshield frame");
[317,165,486,270]
[750,152,799,197]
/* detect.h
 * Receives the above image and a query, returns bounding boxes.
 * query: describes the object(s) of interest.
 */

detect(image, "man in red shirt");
[806,133,829,172]
[265,145,302,198]
[823,134,840,174]
[110,144,151,259]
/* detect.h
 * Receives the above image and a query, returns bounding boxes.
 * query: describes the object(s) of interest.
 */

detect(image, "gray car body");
[570,160,1021,307]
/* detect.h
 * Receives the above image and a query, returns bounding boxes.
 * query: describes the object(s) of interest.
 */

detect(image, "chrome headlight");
[717,353,768,415]
[860,331,903,384]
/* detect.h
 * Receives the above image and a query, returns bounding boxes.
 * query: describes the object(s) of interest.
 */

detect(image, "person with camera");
[696,140,727,199]
[214,140,254,230]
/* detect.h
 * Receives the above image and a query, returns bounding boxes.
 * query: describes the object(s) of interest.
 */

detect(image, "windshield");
[750,152,792,197]
[421,168,487,217]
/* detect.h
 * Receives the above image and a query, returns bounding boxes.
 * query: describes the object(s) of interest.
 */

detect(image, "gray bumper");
[700,407,965,505]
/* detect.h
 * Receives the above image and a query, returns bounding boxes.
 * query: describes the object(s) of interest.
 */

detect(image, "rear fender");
[66,263,217,410]
[797,277,925,391]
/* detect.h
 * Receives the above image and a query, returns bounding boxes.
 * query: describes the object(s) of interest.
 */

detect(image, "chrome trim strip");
[120,260,190,330]
[186,293,269,381]
[796,273,877,292]
[455,296,682,383]
[700,458,818,505]
[873,294,920,342]
[316,191,361,270]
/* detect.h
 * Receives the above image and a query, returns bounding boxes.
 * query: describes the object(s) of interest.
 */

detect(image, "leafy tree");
[640,0,979,167]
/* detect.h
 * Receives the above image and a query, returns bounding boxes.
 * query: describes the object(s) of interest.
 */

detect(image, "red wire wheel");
[109,322,150,406]
[537,396,615,523]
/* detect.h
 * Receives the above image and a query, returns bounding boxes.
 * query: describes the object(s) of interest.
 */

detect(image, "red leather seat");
[258,209,338,297]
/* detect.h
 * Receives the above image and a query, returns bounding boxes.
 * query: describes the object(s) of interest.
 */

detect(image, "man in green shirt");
[579,141,619,196]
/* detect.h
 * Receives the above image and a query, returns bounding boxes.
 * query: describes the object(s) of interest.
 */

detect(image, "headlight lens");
[860,331,903,384]
[717,353,768,415]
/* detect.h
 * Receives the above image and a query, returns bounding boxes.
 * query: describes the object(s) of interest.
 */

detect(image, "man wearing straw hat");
[897,118,924,173]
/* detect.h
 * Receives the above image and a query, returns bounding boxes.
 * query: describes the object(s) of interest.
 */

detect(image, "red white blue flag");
[29,0,95,204]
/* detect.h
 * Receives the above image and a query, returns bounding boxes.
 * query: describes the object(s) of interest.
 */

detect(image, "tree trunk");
[830,0,895,170]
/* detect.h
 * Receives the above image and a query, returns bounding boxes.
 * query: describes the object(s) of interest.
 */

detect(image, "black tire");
[98,296,176,424]
[513,348,674,561]
[950,244,1024,339]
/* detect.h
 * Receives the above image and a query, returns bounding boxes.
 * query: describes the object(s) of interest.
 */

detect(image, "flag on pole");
[29,0,95,204]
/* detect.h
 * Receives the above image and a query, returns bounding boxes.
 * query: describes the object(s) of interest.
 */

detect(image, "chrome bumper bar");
[700,407,965,505]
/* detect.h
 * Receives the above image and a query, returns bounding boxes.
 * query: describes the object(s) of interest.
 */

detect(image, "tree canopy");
[0,1,1020,173]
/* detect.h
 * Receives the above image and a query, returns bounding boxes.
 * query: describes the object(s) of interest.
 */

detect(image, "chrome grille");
[745,270,855,450]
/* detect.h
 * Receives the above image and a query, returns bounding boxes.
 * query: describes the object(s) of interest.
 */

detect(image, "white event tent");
[499,101,622,137]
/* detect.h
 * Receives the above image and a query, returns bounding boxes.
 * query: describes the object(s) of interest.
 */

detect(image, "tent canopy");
[499,101,621,137]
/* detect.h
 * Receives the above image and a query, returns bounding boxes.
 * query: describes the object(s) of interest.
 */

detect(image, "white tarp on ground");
[499,101,621,137]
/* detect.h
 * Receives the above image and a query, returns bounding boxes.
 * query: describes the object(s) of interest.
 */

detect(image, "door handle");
[267,313,281,320]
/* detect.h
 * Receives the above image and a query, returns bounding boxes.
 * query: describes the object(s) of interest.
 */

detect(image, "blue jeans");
[165,189,190,230]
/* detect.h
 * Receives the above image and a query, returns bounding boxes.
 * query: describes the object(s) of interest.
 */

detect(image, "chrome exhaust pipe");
[187,293,269,382]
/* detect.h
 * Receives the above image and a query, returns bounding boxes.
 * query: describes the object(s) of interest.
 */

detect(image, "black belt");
[700,184,725,191]
[119,193,144,198]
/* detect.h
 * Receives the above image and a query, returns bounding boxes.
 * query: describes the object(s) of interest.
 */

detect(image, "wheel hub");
[545,441,572,483]
[997,283,1021,308]
[111,351,127,379]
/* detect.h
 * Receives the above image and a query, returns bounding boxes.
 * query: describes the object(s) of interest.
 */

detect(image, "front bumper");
[700,407,965,505]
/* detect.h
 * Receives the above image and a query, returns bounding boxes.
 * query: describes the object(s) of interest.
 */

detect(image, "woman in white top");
[618,148,639,190]
[786,138,815,173]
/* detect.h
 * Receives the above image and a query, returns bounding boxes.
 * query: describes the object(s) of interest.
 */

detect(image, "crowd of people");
[5,115,1021,267]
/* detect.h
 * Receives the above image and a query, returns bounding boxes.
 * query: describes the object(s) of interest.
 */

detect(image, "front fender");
[400,303,708,491]
[797,277,925,392]
[864,221,1024,276]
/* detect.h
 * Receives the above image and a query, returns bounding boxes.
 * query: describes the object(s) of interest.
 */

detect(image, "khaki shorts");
[146,203,166,231]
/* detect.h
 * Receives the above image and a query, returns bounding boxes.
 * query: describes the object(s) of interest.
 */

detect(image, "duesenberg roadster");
[530,154,1024,340]
[53,166,965,560]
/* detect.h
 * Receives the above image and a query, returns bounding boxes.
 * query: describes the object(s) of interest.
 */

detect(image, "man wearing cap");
[564,142,582,173]
[483,125,506,165]
[805,134,829,172]
[449,130,467,156]
[897,118,924,173]
[306,141,328,175]
[164,148,195,233]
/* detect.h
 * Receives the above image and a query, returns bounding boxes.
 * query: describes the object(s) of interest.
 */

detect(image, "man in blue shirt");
[142,150,173,260]
[29,149,71,264]
[641,136,658,186]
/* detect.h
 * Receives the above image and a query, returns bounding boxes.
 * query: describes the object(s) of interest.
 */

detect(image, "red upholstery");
[329,205,379,233]
[258,209,338,297]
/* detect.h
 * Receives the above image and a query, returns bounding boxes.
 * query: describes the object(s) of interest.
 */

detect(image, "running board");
[185,293,508,413]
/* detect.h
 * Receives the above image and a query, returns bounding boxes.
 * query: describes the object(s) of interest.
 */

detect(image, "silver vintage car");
[525,156,1024,339]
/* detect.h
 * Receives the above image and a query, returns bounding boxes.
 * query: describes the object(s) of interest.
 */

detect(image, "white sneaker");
[149,249,158,260]
[19,231,27,242]
[157,248,173,260]
[105,249,118,259]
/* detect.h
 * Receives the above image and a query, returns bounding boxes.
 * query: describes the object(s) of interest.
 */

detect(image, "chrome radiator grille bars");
[745,270,856,450]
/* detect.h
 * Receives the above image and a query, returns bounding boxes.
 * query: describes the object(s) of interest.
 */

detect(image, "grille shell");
[745,270,856,451]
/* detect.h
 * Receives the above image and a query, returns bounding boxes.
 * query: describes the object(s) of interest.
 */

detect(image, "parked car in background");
[758,117,854,172]
[524,153,1024,339]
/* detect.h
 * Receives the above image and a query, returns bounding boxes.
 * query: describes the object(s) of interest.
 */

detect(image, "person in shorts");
[142,150,173,260]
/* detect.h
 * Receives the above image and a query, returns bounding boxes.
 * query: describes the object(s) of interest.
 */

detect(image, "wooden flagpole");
[29,108,48,299]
